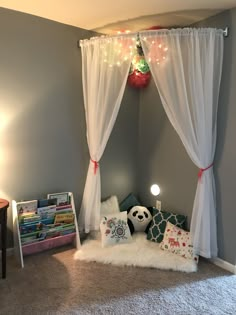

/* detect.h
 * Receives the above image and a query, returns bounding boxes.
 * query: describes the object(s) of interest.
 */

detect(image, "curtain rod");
[77,27,229,47]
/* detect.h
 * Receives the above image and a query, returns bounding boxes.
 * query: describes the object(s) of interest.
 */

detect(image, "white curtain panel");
[79,35,136,233]
[140,28,224,258]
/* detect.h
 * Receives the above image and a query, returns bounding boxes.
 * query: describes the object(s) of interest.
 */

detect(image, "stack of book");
[17,194,76,246]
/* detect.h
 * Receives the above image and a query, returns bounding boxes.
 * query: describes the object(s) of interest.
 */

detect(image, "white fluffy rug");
[74,233,197,272]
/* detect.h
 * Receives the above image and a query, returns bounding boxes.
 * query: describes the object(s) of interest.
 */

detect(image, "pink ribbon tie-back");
[198,163,213,181]
[91,159,99,175]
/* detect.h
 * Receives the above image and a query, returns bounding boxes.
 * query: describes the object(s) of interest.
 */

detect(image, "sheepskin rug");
[74,233,197,272]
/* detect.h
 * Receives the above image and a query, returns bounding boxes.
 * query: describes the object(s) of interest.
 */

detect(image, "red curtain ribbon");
[91,159,99,175]
[198,163,213,181]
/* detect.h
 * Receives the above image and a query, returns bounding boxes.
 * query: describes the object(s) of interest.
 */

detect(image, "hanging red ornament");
[127,26,165,89]
[128,69,151,89]
[127,35,151,89]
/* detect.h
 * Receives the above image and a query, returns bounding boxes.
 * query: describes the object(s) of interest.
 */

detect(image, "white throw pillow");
[100,195,120,219]
[87,196,120,241]
[100,211,132,247]
[160,221,199,262]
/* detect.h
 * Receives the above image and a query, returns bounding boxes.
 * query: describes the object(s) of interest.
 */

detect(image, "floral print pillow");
[100,211,132,247]
[160,221,199,262]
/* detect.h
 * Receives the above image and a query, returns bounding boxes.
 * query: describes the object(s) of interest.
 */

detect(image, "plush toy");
[127,206,153,234]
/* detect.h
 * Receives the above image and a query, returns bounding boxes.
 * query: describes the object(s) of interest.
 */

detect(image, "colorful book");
[48,193,70,206]
[56,205,72,211]
[37,205,56,219]
[55,209,73,216]
[21,230,40,238]
[44,225,75,239]
[20,222,44,234]
[19,214,41,224]
[17,200,37,216]
[54,213,74,224]
[20,217,54,227]
[38,198,57,208]
[42,223,74,232]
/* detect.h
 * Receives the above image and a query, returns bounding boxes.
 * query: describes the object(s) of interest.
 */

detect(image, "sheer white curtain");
[140,28,224,258]
[79,35,136,233]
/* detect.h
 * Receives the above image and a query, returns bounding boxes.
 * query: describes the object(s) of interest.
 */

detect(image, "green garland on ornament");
[130,35,150,74]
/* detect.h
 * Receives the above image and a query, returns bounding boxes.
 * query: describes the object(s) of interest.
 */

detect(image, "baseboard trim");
[211,257,236,274]
[0,247,14,258]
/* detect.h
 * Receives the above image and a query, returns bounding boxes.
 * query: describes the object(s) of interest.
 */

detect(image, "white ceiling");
[0,0,236,34]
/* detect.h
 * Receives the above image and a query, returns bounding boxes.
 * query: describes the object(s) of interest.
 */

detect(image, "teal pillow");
[147,208,187,243]
[119,193,140,212]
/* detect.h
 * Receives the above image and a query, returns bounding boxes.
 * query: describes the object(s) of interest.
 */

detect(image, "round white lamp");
[150,184,161,210]
[150,184,160,196]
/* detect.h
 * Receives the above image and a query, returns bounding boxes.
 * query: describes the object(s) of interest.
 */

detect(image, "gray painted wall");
[138,79,197,229]
[1,6,235,266]
[138,9,236,265]
[0,8,139,247]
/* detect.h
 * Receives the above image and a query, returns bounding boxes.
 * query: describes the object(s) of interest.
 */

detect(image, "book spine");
[56,205,72,211]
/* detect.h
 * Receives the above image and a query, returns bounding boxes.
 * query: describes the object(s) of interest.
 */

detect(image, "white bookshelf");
[12,192,80,268]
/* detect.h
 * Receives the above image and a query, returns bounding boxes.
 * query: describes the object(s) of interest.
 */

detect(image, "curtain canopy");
[140,28,224,258]
[79,34,136,233]
[79,28,224,258]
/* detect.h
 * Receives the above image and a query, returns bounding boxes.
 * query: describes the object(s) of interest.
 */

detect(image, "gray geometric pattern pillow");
[147,208,187,243]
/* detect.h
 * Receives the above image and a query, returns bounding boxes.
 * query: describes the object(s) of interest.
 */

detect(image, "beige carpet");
[0,244,235,314]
